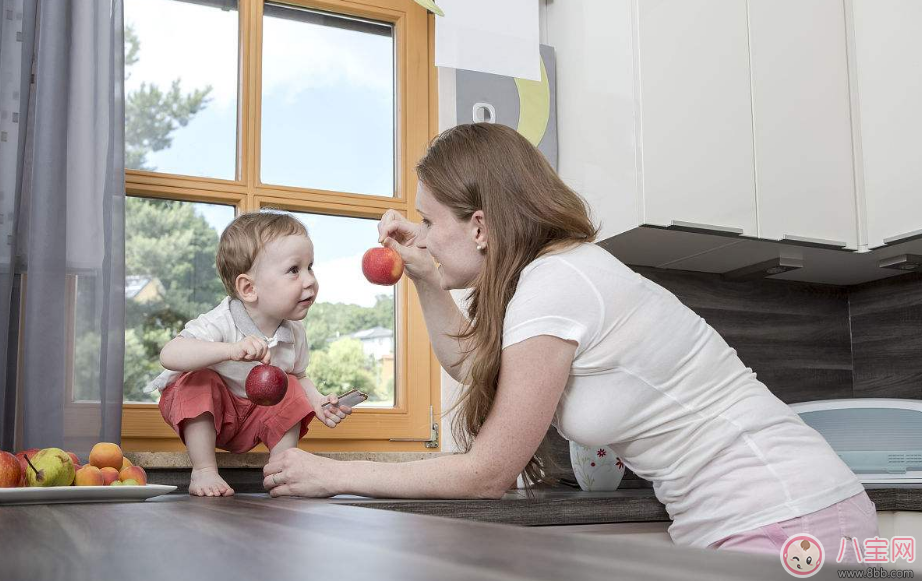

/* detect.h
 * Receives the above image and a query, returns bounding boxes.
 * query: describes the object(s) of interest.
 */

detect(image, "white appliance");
[789,398,922,484]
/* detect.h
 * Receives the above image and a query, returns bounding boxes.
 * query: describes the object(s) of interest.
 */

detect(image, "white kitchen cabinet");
[547,0,640,241]
[851,0,922,249]
[548,0,916,269]
[749,0,858,250]
[636,0,757,237]
[548,0,756,241]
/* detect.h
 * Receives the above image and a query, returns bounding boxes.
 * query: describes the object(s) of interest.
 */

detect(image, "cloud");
[125,0,393,112]
[314,252,389,308]
[126,0,239,110]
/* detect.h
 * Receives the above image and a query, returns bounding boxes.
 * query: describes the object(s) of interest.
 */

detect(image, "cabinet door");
[637,0,756,236]
[547,0,640,241]
[852,0,922,249]
[750,0,857,250]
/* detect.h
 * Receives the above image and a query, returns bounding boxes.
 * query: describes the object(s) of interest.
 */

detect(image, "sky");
[125,0,396,308]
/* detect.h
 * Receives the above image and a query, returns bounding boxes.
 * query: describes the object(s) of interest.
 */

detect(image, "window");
[121,0,437,453]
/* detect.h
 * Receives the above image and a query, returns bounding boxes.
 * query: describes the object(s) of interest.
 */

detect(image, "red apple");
[66,451,80,467]
[0,451,22,488]
[362,247,404,286]
[15,449,38,486]
[245,364,288,406]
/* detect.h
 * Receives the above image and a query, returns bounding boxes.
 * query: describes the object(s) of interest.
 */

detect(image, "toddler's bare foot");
[189,466,234,497]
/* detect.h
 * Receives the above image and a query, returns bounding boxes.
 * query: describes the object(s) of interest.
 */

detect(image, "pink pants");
[708,491,880,563]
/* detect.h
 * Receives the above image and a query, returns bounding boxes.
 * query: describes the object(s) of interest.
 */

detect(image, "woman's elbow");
[471,472,515,499]
[478,485,509,500]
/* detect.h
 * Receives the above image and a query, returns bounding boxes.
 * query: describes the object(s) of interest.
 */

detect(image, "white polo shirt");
[502,243,864,548]
[144,297,310,399]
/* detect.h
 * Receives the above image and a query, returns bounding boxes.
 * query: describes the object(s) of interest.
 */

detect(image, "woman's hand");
[263,448,335,497]
[377,210,438,284]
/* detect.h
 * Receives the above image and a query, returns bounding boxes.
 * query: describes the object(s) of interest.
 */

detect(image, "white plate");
[0,484,177,505]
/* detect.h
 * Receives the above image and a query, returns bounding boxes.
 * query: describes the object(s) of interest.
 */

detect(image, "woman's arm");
[263,334,577,498]
[411,273,473,383]
[377,211,472,382]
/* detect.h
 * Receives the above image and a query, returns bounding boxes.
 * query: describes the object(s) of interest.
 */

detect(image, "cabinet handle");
[781,234,848,250]
[883,228,922,246]
[667,220,744,237]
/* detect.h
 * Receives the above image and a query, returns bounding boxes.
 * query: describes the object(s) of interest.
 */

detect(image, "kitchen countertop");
[329,486,922,527]
[0,493,856,580]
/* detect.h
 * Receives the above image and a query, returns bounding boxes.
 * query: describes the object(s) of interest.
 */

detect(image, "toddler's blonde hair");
[216,211,309,298]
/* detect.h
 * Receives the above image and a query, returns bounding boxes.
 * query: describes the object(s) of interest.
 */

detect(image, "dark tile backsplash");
[849,272,922,400]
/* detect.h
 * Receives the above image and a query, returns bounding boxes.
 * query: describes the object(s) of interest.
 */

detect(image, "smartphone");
[322,389,368,410]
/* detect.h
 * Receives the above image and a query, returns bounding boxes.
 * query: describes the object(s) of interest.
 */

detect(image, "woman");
[264,123,878,557]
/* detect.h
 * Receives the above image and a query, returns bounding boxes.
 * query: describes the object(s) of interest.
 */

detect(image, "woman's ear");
[471,210,488,248]
[235,273,257,303]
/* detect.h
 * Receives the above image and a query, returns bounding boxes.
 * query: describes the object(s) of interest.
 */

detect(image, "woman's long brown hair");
[416,123,598,489]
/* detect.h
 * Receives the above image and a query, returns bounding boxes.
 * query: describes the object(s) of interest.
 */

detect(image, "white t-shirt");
[502,243,864,548]
[144,297,310,399]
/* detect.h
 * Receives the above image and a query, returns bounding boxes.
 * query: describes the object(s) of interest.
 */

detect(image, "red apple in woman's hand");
[246,364,288,406]
[362,247,404,286]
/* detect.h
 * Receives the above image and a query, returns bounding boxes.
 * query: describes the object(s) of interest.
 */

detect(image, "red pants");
[158,369,315,453]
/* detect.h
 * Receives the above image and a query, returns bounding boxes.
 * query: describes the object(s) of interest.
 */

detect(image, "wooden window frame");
[121,0,441,452]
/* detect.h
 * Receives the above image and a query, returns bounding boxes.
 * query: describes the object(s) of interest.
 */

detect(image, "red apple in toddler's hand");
[245,364,288,406]
[362,246,404,286]
[0,451,22,488]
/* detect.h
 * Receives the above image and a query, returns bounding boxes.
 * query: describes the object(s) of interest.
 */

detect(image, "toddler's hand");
[227,336,271,364]
[310,392,353,429]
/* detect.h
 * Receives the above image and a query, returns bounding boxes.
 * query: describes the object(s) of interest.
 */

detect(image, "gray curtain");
[0,0,125,455]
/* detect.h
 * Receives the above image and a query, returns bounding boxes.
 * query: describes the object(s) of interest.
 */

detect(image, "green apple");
[25,448,75,487]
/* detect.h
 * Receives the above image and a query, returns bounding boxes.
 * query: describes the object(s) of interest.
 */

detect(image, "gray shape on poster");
[454,45,557,170]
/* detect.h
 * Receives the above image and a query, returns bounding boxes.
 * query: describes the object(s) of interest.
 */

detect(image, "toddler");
[145,212,352,496]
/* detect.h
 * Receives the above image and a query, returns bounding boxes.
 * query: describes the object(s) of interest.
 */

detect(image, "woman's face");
[414,181,487,290]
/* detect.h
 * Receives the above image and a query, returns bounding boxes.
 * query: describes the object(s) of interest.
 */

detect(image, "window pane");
[124,0,238,180]
[261,5,395,197]
[124,198,235,403]
[283,211,397,407]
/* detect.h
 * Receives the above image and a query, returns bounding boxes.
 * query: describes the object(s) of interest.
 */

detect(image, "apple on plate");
[362,247,404,286]
[0,451,22,488]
